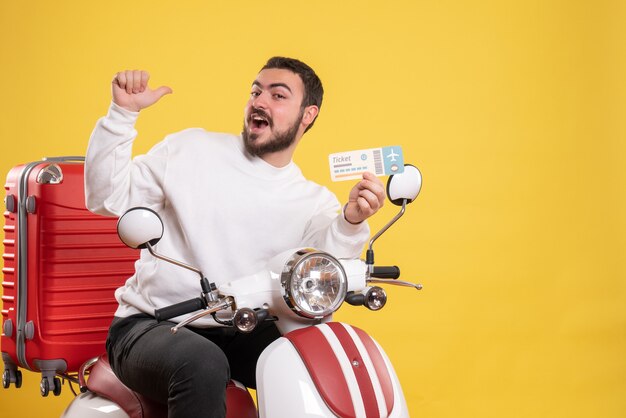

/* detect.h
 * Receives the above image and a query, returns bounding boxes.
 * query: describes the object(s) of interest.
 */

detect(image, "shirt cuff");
[337,204,367,235]
[107,101,139,125]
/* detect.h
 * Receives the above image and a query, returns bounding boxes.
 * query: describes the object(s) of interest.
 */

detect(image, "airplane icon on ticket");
[386,148,400,162]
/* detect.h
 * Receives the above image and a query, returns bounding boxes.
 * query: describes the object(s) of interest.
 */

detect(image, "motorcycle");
[60,164,423,418]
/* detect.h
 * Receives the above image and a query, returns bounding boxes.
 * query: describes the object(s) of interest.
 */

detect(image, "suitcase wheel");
[53,377,62,396]
[40,376,61,397]
[2,369,22,389]
[40,377,49,396]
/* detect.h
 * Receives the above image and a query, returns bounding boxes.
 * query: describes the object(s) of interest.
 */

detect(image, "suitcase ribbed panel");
[37,213,136,344]
[2,166,20,358]
[2,221,16,319]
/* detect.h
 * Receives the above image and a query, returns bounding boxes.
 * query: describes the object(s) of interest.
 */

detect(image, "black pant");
[106,313,280,418]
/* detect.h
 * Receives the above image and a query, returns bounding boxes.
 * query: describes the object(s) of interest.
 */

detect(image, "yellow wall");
[1,0,625,416]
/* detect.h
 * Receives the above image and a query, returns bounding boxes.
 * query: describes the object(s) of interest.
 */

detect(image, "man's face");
[242,68,306,157]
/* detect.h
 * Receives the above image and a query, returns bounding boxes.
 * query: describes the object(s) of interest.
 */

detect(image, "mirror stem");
[367,199,407,273]
[146,243,204,281]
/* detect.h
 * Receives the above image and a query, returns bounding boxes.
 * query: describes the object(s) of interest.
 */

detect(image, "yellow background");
[1,0,625,416]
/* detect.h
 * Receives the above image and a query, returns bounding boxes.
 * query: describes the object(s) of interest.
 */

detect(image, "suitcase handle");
[42,156,85,163]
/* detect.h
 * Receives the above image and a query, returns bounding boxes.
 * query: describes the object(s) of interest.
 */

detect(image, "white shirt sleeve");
[85,102,168,216]
[300,190,370,259]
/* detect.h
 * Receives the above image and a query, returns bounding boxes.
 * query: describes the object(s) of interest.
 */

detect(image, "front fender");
[256,322,409,418]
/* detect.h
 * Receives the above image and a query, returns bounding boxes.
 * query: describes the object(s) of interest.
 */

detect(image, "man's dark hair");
[262,56,324,132]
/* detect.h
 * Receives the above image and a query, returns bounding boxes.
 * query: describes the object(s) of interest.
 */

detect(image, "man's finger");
[362,172,378,182]
[140,71,149,93]
[124,70,134,94]
[358,189,381,211]
[132,70,142,94]
[115,71,126,90]
[153,86,174,100]
[357,196,374,216]
[358,179,385,202]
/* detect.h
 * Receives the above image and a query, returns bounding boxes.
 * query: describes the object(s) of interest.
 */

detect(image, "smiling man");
[242,60,320,164]
[84,57,385,418]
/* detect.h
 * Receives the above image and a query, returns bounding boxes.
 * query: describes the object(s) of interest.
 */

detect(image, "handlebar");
[155,297,208,322]
[371,266,401,279]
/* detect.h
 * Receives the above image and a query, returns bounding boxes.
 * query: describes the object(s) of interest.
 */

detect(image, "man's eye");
[250,91,261,97]
[273,94,285,99]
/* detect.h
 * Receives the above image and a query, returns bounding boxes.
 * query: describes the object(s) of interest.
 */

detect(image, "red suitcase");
[1,157,137,396]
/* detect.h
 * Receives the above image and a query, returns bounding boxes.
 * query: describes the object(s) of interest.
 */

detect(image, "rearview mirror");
[386,164,422,206]
[117,207,164,249]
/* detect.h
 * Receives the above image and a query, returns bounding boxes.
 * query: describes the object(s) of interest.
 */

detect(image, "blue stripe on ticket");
[329,146,404,181]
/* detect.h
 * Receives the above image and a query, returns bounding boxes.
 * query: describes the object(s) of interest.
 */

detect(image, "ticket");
[329,146,404,181]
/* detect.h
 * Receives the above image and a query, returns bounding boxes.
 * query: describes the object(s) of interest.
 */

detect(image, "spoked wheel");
[1,370,9,389]
[40,377,50,397]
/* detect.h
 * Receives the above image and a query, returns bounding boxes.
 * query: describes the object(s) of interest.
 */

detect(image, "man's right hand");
[112,70,173,112]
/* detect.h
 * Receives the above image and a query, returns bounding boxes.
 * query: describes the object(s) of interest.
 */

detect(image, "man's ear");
[301,105,319,129]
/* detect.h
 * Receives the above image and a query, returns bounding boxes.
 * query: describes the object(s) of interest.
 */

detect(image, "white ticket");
[329,146,404,181]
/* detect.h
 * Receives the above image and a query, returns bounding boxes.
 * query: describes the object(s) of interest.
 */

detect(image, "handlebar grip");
[371,266,401,279]
[154,297,208,322]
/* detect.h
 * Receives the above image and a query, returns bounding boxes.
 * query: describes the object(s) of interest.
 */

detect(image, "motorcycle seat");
[84,354,256,418]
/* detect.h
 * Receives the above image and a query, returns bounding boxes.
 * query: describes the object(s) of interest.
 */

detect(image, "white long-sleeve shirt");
[85,103,370,325]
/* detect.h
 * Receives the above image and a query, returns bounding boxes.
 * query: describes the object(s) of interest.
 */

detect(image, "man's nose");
[252,92,268,109]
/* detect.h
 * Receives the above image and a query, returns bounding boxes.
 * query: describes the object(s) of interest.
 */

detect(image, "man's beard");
[242,108,303,157]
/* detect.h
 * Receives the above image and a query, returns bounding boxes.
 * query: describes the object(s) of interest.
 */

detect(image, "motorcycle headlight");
[281,249,347,319]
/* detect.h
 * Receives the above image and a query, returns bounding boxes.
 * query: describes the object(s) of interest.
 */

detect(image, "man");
[85,57,385,418]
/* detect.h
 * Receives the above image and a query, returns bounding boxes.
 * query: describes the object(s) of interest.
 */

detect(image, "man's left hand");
[344,172,386,224]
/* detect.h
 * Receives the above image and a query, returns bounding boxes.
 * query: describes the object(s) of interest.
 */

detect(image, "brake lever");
[170,298,234,334]
[366,278,423,291]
